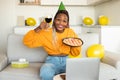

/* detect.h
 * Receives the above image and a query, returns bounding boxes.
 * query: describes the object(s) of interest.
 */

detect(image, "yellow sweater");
[23,28,81,57]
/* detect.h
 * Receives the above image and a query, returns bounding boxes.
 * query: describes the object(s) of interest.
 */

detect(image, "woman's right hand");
[38,21,47,29]
[34,21,49,32]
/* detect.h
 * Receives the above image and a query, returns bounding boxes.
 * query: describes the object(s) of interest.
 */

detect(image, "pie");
[62,37,83,47]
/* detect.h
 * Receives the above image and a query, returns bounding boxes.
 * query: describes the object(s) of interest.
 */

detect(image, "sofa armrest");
[0,53,8,71]
[102,50,120,69]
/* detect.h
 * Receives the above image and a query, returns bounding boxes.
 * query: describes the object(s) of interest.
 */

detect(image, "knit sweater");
[23,28,81,57]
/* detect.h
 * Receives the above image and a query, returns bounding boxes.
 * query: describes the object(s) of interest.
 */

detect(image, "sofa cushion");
[7,34,48,63]
[0,53,8,71]
[0,63,42,80]
[99,62,117,80]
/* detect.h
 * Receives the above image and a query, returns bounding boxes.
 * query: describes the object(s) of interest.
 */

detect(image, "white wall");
[95,0,120,26]
[0,0,95,54]
[94,0,120,53]
[100,26,120,53]
[0,0,16,54]
[15,5,95,26]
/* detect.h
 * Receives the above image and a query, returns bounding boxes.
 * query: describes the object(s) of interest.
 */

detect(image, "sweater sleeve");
[69,29,82,57]
[70,47,82,57]
[23,30,43,48]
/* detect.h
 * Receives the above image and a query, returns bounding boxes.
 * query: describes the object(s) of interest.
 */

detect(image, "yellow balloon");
[26,17,36,26]
[83,17,94,25]
[99,16,109,25]
[86,44,104,59]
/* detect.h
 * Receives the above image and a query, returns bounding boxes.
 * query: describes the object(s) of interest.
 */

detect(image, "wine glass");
[45,17,52,23]
[39,15,52,30]
[44,15,52,30]
[45,15,52,23]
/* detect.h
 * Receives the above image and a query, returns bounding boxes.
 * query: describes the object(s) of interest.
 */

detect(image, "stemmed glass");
[39,15,52,31]
[45,15,52,28]
[45,16,52,24]
[42,15,52,31]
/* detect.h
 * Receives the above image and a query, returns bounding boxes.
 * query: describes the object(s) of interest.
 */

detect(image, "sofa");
[0,33,120,80]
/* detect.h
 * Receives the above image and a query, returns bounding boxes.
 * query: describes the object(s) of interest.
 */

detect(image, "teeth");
[59,25,63,28]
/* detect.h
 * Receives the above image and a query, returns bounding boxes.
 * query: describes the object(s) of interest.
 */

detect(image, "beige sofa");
[0,33,120,80]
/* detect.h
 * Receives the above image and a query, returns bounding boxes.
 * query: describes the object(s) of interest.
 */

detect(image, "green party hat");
[58,2,66,10]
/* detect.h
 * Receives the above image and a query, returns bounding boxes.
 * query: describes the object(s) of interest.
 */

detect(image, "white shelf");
[87,0,112,6]
[14,26,36,35]
[18,0,113,6]
[14,26,82,35]
[14,25,106,35]
[41,0,87,6]
[19,3,40,5]
[19,0,40,6]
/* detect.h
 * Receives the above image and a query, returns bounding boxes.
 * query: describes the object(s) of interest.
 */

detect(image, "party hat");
[58,1,66,10]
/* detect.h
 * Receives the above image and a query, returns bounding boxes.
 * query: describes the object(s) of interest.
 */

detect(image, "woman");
[23,6,81,80]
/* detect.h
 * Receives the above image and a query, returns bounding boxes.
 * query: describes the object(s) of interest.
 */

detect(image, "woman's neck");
[56,29,65,33]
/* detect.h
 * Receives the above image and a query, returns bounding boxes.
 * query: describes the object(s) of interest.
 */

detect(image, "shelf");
[14,26,36,35]
[19,3,40,5]
[18,0,113,6]
[19,0,40,5]
[81,24,101,28]
[40,0,87,6]
[87,0,112,6]
[14,26,82,35]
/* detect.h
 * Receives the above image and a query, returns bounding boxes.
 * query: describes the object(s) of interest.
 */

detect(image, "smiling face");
[53,10,69,33]
[54,13,68,33]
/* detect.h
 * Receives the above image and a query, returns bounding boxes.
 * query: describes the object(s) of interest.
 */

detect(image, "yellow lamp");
[98,15,109,25]
[26,17,36,26]
[83,17,94,26]
[86,44,104,59]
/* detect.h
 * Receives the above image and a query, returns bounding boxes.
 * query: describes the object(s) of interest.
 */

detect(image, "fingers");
[34,21,49,32]
[41,21,50,30]
[39,21,47,29]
